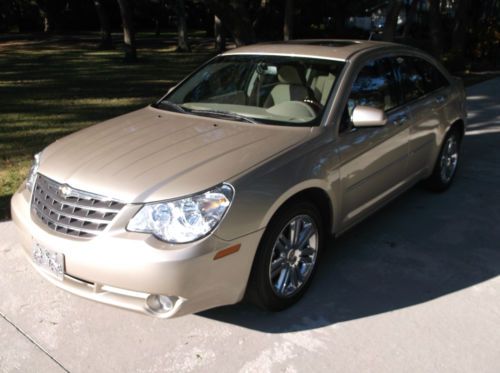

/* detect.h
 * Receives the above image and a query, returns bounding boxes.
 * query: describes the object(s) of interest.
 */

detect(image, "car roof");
[222,39,400,61]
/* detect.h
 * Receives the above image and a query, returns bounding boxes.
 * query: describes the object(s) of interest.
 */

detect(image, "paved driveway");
[1,79,500,373]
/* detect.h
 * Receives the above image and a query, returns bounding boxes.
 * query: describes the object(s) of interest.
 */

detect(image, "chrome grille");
[31,174,125,238]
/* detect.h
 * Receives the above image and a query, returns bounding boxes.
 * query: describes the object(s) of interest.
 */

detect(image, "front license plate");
[32,242,65,281]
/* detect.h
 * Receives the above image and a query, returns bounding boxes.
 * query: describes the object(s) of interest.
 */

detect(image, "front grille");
[31,174,125,238]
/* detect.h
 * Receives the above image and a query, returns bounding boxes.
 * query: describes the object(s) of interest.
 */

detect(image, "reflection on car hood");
[39,106,312,202]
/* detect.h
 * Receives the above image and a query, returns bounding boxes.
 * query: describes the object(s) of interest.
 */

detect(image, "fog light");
[146,294,174,313]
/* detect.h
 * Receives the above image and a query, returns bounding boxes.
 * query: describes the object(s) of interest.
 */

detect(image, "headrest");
[278,66,303,85]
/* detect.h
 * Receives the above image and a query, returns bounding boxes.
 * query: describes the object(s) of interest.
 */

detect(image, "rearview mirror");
[351,106,387,127]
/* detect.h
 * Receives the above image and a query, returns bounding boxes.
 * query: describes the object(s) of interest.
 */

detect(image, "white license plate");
[32,242,65,281]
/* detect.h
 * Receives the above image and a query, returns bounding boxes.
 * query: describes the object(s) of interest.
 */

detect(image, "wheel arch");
[261,182,335,236]
[449,118,465,142]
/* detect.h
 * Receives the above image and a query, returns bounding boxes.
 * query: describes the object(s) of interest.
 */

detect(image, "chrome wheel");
[440,134,459,183]
[268,214,318,298]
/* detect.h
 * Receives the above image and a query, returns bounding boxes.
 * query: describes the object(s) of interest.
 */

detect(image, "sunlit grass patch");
[0,35,213,220]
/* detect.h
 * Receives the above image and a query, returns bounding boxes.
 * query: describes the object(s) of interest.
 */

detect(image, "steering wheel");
[303,97,323,113]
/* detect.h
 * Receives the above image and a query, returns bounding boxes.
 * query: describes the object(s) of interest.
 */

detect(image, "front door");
[336,57,411,228]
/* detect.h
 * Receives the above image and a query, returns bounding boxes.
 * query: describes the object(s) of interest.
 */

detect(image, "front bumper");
[11,186,264,318]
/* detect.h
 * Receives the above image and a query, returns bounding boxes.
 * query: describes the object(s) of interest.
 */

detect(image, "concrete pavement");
[1,78,500,373]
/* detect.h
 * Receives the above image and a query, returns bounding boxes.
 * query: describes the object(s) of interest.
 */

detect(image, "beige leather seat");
[264,66,310,107]
[310,73,336,105]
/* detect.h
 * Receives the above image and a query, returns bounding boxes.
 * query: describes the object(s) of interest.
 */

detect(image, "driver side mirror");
[351,105,387,128]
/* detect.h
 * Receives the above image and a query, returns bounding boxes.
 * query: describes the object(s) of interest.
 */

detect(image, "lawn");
[0,33,214,220]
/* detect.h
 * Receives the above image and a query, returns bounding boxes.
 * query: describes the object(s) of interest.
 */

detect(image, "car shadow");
[198,91,500,333]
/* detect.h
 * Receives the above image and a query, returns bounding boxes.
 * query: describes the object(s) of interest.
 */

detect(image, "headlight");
[26,152,41,192]
[127,184,234,243]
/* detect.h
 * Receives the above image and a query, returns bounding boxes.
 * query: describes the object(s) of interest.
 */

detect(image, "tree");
[450,0,472,70]
[176,0,191,52]
[428,0,444,58]
[116,0,137,61]
[214,15,225,52]
[207,0,256,46]
[93,0,113,49]
[253,0,270,30]
[283,0,294,41]
[402,0,419,38]
[35,0,65,33]
[382,0,403,41]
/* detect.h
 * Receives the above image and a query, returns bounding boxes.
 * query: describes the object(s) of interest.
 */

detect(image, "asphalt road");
[1,78,500,373]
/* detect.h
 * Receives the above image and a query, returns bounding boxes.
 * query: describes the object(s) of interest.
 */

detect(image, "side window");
[412,57,449,93]
[395,56,426,102]
[395,56,449,103]
[340,58,399,133]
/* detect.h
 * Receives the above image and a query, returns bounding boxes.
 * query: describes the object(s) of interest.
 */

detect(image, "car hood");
[39,106,312,202]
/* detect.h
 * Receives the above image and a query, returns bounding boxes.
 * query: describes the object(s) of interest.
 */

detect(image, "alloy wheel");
[268,214,319,298]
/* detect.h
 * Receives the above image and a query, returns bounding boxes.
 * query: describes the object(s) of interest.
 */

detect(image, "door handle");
[392,115,408,126]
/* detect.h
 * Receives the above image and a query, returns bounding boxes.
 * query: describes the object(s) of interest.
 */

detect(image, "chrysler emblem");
[59,185,73,198]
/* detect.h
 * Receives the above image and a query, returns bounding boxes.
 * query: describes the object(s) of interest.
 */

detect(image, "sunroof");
[285,40,357,47]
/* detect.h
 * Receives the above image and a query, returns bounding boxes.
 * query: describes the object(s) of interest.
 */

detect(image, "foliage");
[2,0,499,68]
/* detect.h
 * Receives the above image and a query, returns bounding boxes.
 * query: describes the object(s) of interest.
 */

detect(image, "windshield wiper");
[188,109,258,124]
[156,100,187,113]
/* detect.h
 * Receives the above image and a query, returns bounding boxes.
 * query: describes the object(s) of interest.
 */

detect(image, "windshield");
[156,55,345,126]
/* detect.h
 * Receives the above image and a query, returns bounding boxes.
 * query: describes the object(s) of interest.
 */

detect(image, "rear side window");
[412,57,449,93]
[395,56,449,103]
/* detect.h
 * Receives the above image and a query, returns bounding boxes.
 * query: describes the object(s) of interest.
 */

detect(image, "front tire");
[426,128,461,192]
[246,201,324,311]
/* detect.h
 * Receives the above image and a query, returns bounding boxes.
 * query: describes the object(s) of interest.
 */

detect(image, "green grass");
[0,34,214,220]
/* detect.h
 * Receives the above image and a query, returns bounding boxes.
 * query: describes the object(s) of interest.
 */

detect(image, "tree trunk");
[450,0,472,70]
[214,15,225,52]
[253,0,269,30]
[283,0,294,41]
[331,0,349,38]
[41,12,52,33]
[207,1,256,46]
[382,0,403,41]
[93,0,113,49]
[35,1,55,33]
[116,0,137,62]
[402,0,419,38]
[155,0,165,37]
[428,0,444,59]
[176,0,191,52]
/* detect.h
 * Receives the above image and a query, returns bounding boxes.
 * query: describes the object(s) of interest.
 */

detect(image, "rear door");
[337,57,411,228]
[393,56,451,176]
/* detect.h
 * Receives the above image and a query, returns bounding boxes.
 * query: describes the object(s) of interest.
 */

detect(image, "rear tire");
[246,201,324,311]
[425,128,461,192]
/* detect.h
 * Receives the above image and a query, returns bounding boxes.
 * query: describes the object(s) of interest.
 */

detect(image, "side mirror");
[351,105,387,127]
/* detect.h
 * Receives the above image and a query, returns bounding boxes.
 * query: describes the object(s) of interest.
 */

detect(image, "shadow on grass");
[0,35,214,219]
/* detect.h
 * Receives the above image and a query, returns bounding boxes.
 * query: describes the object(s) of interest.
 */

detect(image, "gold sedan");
[11,40,466,317]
